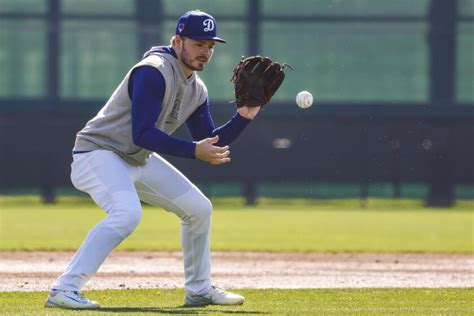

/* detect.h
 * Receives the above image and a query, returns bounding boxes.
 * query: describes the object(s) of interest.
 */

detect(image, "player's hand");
[194,135,231,165]
[237,106,261,120]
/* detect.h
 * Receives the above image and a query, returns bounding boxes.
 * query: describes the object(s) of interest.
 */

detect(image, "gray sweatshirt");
[73,47,207,166]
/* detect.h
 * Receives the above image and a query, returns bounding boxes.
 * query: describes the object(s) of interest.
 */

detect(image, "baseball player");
[45,10,258,309]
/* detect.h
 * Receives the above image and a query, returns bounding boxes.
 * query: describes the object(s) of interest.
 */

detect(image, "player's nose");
[203,47,212,57]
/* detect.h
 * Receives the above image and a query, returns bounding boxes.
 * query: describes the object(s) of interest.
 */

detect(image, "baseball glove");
[231,55,292,108]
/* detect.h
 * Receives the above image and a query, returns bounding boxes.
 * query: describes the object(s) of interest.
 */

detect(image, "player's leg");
[47,150,142,308]
[135,153,244,306]
[135,153,212,294]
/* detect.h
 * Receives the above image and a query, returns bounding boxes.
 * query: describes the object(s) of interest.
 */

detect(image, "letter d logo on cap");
[203,19,215,32]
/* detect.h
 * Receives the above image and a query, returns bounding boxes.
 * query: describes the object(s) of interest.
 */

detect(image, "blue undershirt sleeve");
[186,98,252,146]
[129,66,196,158]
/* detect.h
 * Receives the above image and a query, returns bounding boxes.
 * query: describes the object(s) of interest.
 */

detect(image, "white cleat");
[44,289,100,309]
[185,286,244,306]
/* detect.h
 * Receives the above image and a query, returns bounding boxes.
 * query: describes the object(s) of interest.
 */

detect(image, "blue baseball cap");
[175,10,226,43]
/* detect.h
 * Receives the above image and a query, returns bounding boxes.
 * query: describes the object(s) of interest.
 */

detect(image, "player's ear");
[176,35,185,48]
[171,35,182,50]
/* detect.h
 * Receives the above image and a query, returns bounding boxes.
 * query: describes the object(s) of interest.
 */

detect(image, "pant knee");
[106,193,142,237]
[182,195,212,224]
[201,198,213,218]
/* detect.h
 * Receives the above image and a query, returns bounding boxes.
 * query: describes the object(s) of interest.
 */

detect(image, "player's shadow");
[98,306,267,314]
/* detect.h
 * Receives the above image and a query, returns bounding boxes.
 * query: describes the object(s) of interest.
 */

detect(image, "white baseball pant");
[51,149,212,294]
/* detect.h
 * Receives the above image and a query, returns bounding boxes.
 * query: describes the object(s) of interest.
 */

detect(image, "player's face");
[179,38,215,73]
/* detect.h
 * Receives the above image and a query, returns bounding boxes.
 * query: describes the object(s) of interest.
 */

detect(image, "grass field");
[1,288,473,315]
[0,196,472,252]
[1,196,473,315]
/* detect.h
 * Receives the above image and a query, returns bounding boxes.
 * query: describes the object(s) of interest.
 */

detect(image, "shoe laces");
[210,285,226,295]
[72,291,86,300]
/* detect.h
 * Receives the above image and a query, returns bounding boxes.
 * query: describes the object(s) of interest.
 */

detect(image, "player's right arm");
[129,66,229,164]
[194,135,230,165]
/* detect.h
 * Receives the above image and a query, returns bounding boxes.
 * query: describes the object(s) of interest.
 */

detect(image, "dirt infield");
[1,251,472,292]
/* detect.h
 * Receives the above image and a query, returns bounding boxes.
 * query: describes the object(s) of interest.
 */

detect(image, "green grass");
[1,197,473,314]
[1,196,473,252]
[1,288,473,315]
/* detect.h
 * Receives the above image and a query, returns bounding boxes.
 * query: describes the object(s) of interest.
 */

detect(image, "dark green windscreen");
[0,0,47,13]
[163,0,247,15]
[459,0,474,16]
[61,0,135,15]
[261,22,428,102]
[0,0,471,106]
[0,20,47,97]
[262,0,429,16]
[457,22,474,103]
[60,21,137,99]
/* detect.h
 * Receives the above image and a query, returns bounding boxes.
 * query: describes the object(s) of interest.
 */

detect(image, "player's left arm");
[236,106,261,120]
[186,99,254,146]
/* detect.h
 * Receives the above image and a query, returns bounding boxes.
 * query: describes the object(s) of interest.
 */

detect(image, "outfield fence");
[0,0,473,205]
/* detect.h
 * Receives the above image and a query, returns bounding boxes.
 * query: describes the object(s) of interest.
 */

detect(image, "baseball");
[296,90,313,109]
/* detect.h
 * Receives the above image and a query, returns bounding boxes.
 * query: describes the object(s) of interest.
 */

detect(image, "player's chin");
[194,61,207,71]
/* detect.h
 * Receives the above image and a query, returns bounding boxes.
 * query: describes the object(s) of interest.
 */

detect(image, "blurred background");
[0,0,472,206]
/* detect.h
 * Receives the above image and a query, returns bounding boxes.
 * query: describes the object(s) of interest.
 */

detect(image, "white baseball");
[296,90,313,109]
